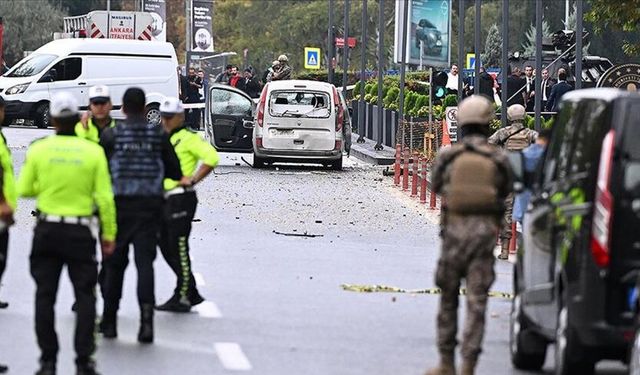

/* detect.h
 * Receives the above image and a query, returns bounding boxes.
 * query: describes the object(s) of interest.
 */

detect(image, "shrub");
[442,94,458,108]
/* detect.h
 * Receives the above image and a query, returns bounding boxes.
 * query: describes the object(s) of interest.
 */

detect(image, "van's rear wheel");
[253,153,267,169]
[555,304,595,375]
[510,295,547,370]
[145,104,161,126]
[330,156,343,171]
[34,103,50,129]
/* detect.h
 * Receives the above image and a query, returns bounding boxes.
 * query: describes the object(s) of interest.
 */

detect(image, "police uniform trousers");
[435,214,499,363]
[30,222,97,363]
[499,193,514,242]
[0,230,8,287]
[160,191,199,301]
[102,198,162,310]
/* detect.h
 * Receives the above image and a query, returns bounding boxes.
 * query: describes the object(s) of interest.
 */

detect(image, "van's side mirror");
[507,151,525,193]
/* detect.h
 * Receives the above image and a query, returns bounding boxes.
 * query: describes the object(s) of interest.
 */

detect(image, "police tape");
[340,284,514,299]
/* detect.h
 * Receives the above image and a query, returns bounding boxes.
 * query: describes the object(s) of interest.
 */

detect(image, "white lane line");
[215,342,252,371]
[194,272,206,286]
[193,301,223,318]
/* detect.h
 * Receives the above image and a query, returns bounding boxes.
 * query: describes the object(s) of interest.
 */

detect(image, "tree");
[521,19,552,57]
[1,1,67,65]
[481,23,501,68]
[586,0,640,56]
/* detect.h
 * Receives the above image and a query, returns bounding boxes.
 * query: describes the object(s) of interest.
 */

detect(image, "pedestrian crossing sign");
[304,47,321,70]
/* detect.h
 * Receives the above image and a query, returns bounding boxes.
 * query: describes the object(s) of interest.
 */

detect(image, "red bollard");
[420,158,427,204]
[394,144,402,186]
[509,222,518,253]
[402,149,410,191]
[411,152,419,197]
[429,177,437,209]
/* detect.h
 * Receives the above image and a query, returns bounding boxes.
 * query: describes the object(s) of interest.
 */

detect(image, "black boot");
[99,306,117,339]
[156,295,191,313]
[35,360,56,375]
[76,359,100,375]
[138,304,154,344]
[189,291,205,306]
[0,363,7,373]
[0,300,8,309]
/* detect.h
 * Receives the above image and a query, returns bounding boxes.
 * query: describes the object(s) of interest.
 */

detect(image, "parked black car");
[415,19,443,56]
[510,88,640,374]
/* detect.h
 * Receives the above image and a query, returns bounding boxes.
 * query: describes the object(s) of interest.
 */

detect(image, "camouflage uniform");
[488,120,536,258]
[428,134,512,375]
[272,63,292,81]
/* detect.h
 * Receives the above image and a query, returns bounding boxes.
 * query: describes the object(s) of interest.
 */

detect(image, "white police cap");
[89,85,110,101]
[160,97,184,115]
[50,92,79,118]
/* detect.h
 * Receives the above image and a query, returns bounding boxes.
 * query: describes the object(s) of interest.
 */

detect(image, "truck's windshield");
[5,54,58,78]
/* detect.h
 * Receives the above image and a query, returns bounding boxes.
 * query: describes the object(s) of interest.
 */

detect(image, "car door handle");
[78,82,87,86]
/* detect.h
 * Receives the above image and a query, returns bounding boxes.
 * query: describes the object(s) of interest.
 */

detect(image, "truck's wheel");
[34,103,50,129]
[510,295,547,370]
[145,104,161,126]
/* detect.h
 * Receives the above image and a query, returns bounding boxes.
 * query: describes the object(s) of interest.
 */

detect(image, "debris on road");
[340,284,514,299]
[273,230,324,238]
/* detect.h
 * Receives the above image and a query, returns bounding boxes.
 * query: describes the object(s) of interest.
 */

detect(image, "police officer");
[0,96,16,311]
[0,96,16,375]
[427,96,512,375]
[76,85,116,143]
[271,55,292,81]
[488,104,537,259]
[18,92,117,375]
[155,97,219,312]
[99,88,181,343]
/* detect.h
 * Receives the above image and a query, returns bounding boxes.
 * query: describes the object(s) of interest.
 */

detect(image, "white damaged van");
[0,38,178,127]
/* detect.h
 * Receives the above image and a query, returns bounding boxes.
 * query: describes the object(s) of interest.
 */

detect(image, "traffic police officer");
[427,96,512,375]
[76,85,116,142]
[0,96,16,310]
[18,92,117,375]
[99,88,181,343]
[156,97,219,312]
[0,96,16,375]
[488,104,537,259]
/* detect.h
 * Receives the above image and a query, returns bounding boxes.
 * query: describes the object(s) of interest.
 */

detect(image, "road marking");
[194,272,206,286]
[215,342,252,371]
[194,301,222,318]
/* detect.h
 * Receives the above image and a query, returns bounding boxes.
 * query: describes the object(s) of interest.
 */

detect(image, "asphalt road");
[0,127,627,374]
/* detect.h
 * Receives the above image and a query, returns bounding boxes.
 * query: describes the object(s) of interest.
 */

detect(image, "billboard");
[109,12,135,39]
[394,0,451,67]
[191,0,214,52]
[143,0,166,42]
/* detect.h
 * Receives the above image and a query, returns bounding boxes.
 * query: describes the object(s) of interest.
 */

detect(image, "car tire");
[510,295,547,370]
[554,303,595,375]
[630,330,640,375]
[253,153,267,169]
[330,156,343,171]
[145,104,161,126]
[34,103,50,129]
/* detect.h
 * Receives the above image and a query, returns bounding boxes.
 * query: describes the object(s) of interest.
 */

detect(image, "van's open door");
[205,84,255,153]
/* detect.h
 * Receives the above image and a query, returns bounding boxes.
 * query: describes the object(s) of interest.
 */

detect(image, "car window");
[543,101,576,185]
[210,88,252,117]
[569,99,609,176]
[268,90,331,119]
[50,57,82,81]
[5,54,57,77]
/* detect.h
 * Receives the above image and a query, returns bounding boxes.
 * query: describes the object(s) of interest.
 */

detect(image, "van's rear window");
[268,91,331,119]
[623,102,640,160]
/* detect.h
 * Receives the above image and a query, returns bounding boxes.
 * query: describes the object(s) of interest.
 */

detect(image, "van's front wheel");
[145,104,161,126]
[34,103,50,129]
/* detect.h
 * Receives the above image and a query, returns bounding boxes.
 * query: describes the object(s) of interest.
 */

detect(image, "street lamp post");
[398,0,409,147]
[342,0,350,95]
[374,0,384,151]
[357,0,367,143]
[328,0,335,84]
[474,0,481,95]
[576,0,583,89]
[501,0,509,128]
[534,0,542,131]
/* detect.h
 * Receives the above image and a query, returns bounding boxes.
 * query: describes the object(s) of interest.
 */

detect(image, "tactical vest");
[445,143,504,214]
[109,123,165,197]
[504,124,532,151]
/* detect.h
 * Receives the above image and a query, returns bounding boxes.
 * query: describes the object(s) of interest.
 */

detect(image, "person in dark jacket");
[99,88,183,344]
[478,67,495,103]
[238,68,262,98]
[506,67,526,106]
[546,71,573,112]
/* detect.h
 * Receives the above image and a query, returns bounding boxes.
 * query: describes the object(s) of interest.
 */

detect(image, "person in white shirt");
[446,64,460,93]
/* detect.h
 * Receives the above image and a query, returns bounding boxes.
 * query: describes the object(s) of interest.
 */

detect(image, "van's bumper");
[4,100,35,119]
[254,147,342,161]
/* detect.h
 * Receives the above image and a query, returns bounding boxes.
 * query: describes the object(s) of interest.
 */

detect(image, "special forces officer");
[426,96,512,375]
[488,104,537,260]
[76,85,116,143]
[18,92,117,375]
[155,97,219,312]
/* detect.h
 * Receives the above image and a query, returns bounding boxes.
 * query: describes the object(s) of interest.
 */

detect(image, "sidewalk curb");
[349,134,395,166]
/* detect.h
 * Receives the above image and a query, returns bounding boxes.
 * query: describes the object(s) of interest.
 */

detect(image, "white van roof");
[34,39,176,58]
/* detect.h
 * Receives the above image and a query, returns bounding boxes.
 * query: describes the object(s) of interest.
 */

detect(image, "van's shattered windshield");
[269,91,331,119]
[5,54,58,78]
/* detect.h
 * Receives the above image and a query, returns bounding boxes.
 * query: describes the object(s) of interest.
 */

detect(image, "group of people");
[214,64,262,98]
[427,96,549,375]
[178,67,206,130]
[0,85,220,374]
[445,63,574,112]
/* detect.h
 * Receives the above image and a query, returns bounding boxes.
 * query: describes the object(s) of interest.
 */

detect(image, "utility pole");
[575,0,583,89]
[328,0,334,84]
[374,0,385,151]
[342,0,350,95]
[474,0,481,95]
[357,0,367,143]
[501,0,509,128]
[398,0,409,146]
[534,0,543,131]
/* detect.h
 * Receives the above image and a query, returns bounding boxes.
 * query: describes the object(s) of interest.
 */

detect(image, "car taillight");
[257,84,268,127]
[255,137,263,149]
[332,86,343,132]
[591,129,615,268]
[335,140,342,150]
